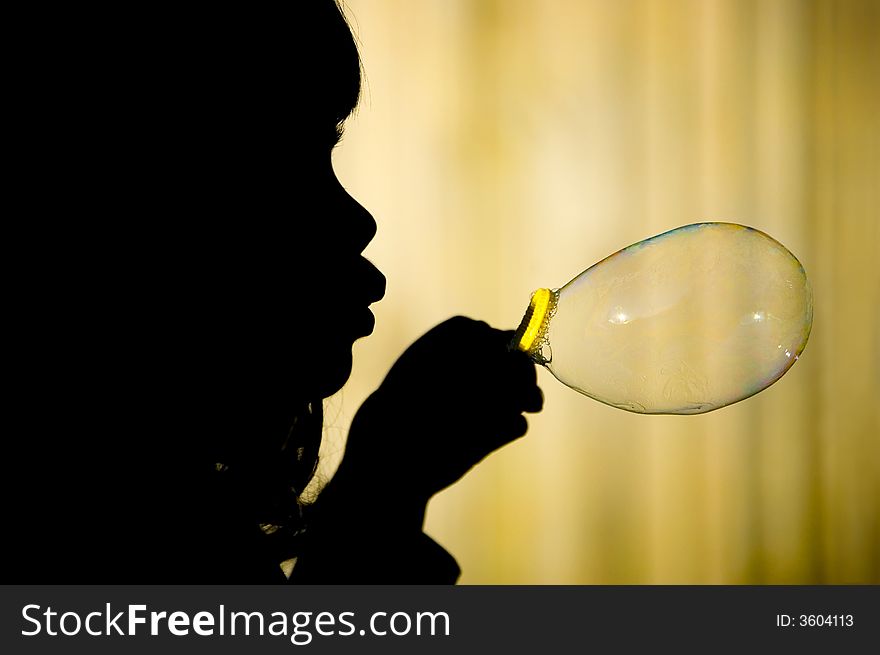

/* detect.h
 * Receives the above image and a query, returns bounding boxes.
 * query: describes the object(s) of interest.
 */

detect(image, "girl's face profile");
[193,3,378,403]
[280,2,385,399]
[290,132,386,399]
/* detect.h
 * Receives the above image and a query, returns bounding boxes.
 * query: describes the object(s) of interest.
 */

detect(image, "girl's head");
[12,1,383,577]
[165,1,385,408]
[77,2,384,471]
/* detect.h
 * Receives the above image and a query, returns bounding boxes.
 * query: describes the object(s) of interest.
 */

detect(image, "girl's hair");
[255,399,325,558]
[327,1,363,130]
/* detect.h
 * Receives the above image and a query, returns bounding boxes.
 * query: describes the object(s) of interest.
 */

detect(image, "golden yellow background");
[321,0,880,583]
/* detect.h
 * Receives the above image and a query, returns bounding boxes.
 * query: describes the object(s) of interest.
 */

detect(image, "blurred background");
[319,0,879,583]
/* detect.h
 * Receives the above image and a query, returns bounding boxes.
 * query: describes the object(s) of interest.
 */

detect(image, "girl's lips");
[352,308,375,337]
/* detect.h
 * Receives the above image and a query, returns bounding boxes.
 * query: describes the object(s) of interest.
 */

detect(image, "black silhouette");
[6,1,542,583]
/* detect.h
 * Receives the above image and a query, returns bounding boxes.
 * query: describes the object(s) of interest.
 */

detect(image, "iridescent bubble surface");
[513,222,813,414]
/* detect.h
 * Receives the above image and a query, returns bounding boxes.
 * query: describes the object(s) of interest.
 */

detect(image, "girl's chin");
[300,348,354,399]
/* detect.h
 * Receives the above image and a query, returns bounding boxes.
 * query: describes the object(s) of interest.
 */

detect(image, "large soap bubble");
[512,223,813,414]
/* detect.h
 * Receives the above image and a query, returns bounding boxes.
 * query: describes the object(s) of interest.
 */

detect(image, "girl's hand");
[333,316,543,515]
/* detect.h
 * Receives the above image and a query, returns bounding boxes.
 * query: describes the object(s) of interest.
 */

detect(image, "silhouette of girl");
[7,1,542,583]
